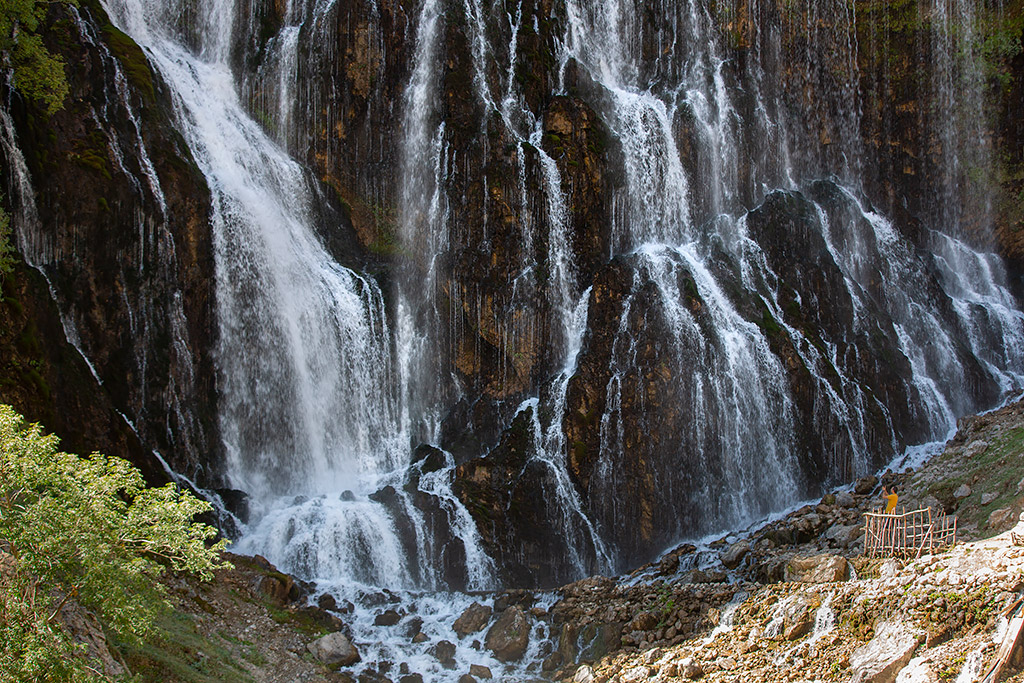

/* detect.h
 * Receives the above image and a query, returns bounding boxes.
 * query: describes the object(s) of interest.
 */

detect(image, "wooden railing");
[863,507,957,559]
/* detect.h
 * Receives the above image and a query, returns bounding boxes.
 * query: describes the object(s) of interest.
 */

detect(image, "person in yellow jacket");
[881,484,898,513]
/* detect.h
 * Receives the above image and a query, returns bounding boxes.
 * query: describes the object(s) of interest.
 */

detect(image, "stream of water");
[2,0,1019,679]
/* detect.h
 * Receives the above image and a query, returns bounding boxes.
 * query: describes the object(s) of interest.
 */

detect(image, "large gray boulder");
[850,622,925,683]
[307,631,361,669]
[484,606,531,662]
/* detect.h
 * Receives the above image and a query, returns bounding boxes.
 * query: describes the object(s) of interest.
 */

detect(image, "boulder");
[626,612,659,632]
[989,507,1016,530]
[850,622,925,683]
[688,568,728,583]
[680,658,703,679]
[825,523,862,547]
[307,631,361,669]
[953,484,972,500]
[964,440,989,458]
[785,554,850,583]
[484,606,530,662]
[837,491,856,508]
[375,609,402,626]
[856,476,879,495]
[980,492,998,506]
[458,676,476,683]
[453,602,492,637]
[257,572,296,607]
[469,664,492,679]
[895,656,938,683]
[720,540,750,569]
[765,592,820,641]
[431,640,457,668]
[879,559,901,580]
[573,665,595,683]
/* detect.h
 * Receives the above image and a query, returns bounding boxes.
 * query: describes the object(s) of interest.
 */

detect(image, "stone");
[980,492,998,506]
[375,609,402,626]
[399,676,423,683]
[431,640,457,669]
[458,676,476,683]
[879,559,901,580]
[964,439,989,458]
[257,573,296,607]
[720,540,750,569]
[895,656,938,683]
[765,592,820,641]
[688,568,728,583]
[626,611,659,632]
[837,491,857,508]
[318,593,338,611]
[469,664,492,679]
[542,653,562,671]
[453,602,492,637]
[785,554,850,583]
[856,476,879,495]
[953,484,972,500]
[484,606,530,662]
[307,632,361,669]
[412,632,429,644]
[405,617,423,639]
[825,523,862,547]
[988,506,1016,530]
[850,622,925,683]
[680,658,703,679]
[717,656,738,670]
[573,665,595,683]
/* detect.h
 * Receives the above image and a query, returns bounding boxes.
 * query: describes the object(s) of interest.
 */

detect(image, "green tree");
[0,404,230,681]
[0,0,75,114]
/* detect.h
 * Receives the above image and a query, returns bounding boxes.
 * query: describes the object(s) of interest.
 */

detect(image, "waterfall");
[100,0,495,603]
[91,0,1024,598]
[2,0,1023,678]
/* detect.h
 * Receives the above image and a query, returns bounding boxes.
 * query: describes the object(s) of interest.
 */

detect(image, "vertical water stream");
[20,0,1024,676]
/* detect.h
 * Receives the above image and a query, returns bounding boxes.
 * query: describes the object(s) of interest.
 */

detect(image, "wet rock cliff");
[2,0,1024,587]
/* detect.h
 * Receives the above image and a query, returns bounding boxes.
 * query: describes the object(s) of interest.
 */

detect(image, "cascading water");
[386,0,1024,574]
[103,0,495,592]
[24,0,1024,676]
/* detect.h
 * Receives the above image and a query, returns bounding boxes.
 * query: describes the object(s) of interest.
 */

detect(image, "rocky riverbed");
[128,399,1024,682]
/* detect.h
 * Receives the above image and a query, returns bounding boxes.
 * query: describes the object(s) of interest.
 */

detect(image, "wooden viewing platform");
[863,507,957,559]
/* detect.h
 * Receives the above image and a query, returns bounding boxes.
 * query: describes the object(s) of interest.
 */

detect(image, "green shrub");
[0,404,230,681]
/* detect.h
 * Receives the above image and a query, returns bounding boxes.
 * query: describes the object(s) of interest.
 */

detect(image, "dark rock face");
[0,1,217,483]
[453,406,606,587]
[0,263,155,480]
[4,0,1024,593]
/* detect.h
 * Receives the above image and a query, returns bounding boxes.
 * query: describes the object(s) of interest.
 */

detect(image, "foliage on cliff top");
[0,0,76,114]
[0,404,230,681]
